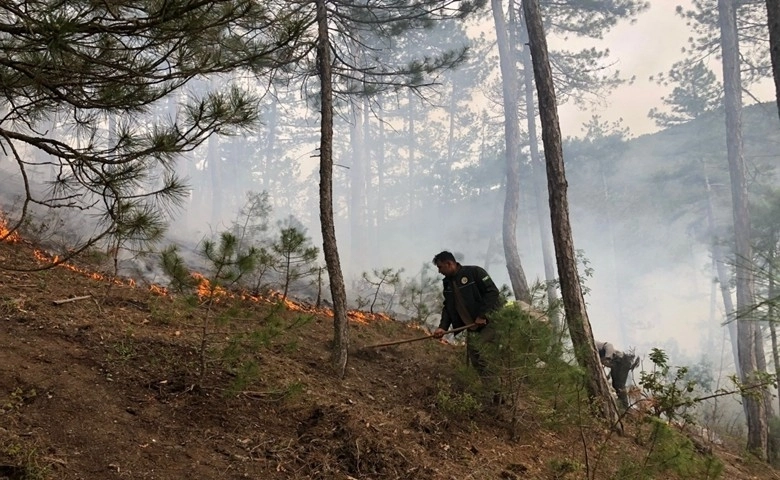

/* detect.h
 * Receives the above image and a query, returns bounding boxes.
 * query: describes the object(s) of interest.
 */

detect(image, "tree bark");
[522,0,621,428]
[767,0,780,122]
[703,166,742,379]
[491,0,531,303]
[407,89,416,217]
[316,0,349,378]
[349,101,367,271]
[718,0,767,458]
[519,15,560,330]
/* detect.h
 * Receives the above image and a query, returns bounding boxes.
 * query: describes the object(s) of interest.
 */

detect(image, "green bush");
[434,380,482,419]
[623,417,723,480]
[476,302,580,410]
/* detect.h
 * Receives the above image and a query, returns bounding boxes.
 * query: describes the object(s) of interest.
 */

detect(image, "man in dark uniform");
[431,251,502,378]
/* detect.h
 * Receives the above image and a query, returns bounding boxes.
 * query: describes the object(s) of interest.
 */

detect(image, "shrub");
[434,380,482,419]
[626,417,723,480]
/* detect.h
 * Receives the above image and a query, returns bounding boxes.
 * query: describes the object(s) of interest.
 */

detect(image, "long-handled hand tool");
[359,324,473,350]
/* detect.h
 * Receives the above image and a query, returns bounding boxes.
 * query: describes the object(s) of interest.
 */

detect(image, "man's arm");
[433,283,452,338]
[438,301,451,331]
[475,267,500,318]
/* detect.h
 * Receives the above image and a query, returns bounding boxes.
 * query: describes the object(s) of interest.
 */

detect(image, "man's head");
[433,251,459,277]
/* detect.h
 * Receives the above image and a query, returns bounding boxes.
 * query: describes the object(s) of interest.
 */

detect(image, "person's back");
[596,340,639,409]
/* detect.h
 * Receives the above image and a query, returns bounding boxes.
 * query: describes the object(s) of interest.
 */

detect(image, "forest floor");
[0,229,779,480]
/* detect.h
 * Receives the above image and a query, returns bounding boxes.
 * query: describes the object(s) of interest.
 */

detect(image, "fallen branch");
[52,295,92,306]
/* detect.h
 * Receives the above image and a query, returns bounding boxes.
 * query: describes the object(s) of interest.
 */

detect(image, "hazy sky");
[559,1,773,138]
[549,1,774,363]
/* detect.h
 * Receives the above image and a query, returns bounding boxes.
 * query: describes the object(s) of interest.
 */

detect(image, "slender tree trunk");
[770,306,780,422]
[522,0,621,428]
[377,98,386,239]
[767,0,780,122]
[316,0,349,378]
[362,98,378,259]
[491,0,531,303]
[407,89,416,217]
[772,321,780,414]
[595,153,630,345]
[349,101,367,271]
[703,165,742,379]
[718,0,767,457]
[519,18,559,328]
[442,82,457,217]
[769,253,780,418]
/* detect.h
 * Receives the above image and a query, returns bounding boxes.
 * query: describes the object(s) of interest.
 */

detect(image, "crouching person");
[596,341,639,409]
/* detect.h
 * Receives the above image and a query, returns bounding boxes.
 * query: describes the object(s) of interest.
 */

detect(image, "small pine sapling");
[248,246,277,296]
[270,217,318,301]
[360,267,403,314]
[311,264,327,308]
[103,200,168,299]
[160,231,258,385]
[230,191,276,296]
[399,263,440,327]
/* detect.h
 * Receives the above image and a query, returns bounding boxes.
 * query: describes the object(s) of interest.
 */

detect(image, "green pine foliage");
[398,263,441,327]
[0,0,305,262]
[357,267,403,314]
[624,417,724,480]
[160,231,260,384]
[469,300,582,439]
[271,217,319,301]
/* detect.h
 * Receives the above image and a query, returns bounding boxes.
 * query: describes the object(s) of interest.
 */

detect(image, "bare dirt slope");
[0,235,778,480]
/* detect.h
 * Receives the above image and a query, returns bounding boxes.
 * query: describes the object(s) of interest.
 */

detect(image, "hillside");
[0,234,779,480]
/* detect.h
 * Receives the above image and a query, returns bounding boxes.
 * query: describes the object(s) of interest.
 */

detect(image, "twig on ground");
[52,295,92,305]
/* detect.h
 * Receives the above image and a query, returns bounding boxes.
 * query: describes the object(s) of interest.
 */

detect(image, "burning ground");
[0,231,779,479]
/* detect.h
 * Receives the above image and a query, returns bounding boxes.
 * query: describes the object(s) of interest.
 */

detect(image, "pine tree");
[0,0,304,262]
[305,0,484,376]
[271,217,318,301]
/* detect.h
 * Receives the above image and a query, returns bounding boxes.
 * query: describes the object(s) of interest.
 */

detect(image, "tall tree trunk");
[316,0,349,378]
[703,165,742,379]
[491,0,531,303]
[522,0,621,428]
[362,98,378,258]
[519,18,559,328]
[595,152,629,345]
[718,0,767,457]
[407,89,416,217]
[770,266,780,417]
[713,243,741,368]
[441,82,457,219]
[349,101,367,271]
[376,98,386,239]
[767,0,780,122]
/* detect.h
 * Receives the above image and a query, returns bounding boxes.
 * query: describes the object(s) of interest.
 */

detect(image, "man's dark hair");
[432,251,457,264]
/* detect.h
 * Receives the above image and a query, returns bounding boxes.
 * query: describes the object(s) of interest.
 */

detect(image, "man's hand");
[433,328,446,338]
[470,316,488,330]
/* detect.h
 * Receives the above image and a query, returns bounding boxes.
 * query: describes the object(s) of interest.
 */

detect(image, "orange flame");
[32,249,130,286]
[149,284,169,296]
[1,216,396,327]
[0,214,21,244]
[347,310,393,325]
[192,273,229,300]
